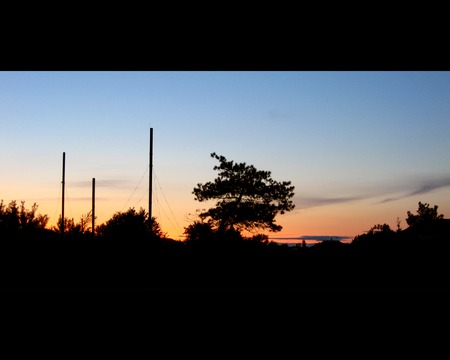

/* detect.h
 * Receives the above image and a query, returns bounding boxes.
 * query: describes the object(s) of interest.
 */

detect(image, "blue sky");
[1,71,449,240]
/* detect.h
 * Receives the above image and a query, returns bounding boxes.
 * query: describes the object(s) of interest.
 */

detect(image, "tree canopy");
[406,202,444,227]
[95,207,166,241]
[0,200,49,240]
[192,152,295,233]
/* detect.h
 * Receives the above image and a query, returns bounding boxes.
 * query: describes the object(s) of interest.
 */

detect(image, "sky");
[1,71,450,243]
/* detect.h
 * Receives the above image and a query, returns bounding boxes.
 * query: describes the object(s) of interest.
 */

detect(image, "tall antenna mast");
[61,152,65,237]
[92,177,95,237]
[149,128,153,221]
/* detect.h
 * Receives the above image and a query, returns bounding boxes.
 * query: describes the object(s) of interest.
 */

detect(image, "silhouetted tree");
[246,233,269,244]
[406,202,444,227]
[368,223,394,234]
[192,153,295,234]
[52,211,94,239]
[351,222,397,255]
[396,217,402,232]
[79,211,93,234]
[95,207,166,241]
[0,200,49,240]
[184,220,215,243]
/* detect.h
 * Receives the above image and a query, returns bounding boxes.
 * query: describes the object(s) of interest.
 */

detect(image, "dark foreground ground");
[1,234,449,287]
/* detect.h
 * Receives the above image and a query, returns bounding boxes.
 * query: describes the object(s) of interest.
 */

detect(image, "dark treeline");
[1,199,449,287]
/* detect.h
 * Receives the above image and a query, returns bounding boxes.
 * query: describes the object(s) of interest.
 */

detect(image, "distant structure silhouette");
[92,177,95,236]
[61,152,65,237]
[149,128,153,223]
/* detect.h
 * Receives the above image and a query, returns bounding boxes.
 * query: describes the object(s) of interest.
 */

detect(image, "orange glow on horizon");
[4,185,450,245]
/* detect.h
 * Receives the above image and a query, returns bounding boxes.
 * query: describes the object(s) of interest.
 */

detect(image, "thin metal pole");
[61,152,65,237]
[149,128,153,222]
[92,177,95,237]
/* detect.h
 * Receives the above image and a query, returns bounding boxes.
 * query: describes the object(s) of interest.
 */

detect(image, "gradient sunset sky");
[1,71,449,242]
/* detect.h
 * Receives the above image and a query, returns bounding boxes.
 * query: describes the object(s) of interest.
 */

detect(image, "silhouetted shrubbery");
[1,200,449,287]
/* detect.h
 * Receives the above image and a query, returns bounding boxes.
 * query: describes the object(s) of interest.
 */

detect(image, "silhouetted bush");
[1,199,450,287]
[0,200,49,241]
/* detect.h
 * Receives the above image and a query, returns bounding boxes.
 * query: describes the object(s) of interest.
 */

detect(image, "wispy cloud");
[295,174,450,209]
[61,197,111,202]
[70,179,132,188]
[379,175,450,204]
[294,196,364,209]
[299,235,352,241]
[271,235,353,241]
